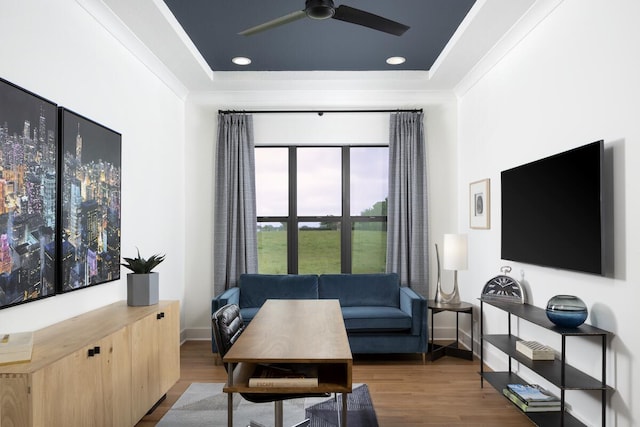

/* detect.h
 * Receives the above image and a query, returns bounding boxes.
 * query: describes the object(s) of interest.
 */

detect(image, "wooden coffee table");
[223,299,353,427]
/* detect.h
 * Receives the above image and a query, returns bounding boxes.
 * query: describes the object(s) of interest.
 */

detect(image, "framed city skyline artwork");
[59,108,121,292]
[0,77,58,310]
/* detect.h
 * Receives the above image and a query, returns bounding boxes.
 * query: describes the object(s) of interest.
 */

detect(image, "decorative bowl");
[546,295,588,328]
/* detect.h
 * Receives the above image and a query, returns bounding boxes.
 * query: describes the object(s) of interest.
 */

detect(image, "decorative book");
[0,332,34,365]
[248,364,319,388]
[506,384,560,405]
[248,377,318,387]
[516,340,555,360]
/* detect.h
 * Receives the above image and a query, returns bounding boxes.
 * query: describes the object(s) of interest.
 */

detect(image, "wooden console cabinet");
[0,300,180,427]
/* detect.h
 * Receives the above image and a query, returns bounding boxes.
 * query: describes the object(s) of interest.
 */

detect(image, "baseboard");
[182,327,212,342]
[185,325,475,352]
[431,325,473,352]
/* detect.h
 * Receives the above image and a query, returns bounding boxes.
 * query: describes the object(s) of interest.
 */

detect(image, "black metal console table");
[480,298,614,426]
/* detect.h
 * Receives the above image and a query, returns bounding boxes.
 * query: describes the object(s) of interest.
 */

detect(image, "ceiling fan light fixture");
[386,56,406,65]
[232,56,252,66]
[305,0,335,20]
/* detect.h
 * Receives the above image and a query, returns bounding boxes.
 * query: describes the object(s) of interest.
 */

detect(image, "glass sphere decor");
[546,295,588,328]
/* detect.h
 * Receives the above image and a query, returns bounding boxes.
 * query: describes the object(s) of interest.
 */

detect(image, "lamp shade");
[443,234,468,271]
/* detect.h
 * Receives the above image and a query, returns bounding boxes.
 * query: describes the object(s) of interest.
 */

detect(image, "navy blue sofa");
[211,273,427,357]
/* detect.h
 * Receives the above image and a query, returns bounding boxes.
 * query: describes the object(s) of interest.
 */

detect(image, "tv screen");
[501,141,604,275]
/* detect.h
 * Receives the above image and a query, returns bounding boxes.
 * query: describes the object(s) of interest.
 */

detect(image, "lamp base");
[435,274,460,305]
[434,243,461,305]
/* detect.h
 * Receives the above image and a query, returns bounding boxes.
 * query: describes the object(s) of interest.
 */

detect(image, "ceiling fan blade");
[238,10,306,36]
[333,5,409,36]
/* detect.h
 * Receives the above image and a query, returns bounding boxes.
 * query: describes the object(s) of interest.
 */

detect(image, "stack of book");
[502,383,562,412]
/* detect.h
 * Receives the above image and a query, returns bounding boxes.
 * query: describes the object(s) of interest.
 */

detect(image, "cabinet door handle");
[94,346,100,354]
[88,348,95,357]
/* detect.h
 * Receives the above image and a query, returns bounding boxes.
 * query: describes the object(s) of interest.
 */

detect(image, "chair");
[212,304,317,427]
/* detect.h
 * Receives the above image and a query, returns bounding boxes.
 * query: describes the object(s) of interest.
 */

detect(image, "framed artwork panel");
[470,178,490,229]
[58,108,121,292]
[0,77,58,309]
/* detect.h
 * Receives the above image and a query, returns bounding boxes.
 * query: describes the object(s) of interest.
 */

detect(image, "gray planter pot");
[127,273,159,306]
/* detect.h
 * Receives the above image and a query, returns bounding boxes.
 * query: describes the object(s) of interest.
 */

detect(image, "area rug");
[306,384,378,427]
[157,383,377,427]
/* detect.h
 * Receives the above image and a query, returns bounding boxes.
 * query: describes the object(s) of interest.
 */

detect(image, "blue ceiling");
[162,0,476,72]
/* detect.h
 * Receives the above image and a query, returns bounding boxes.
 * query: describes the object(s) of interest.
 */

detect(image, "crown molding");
[76,0,193,100]
[454,0,565,97]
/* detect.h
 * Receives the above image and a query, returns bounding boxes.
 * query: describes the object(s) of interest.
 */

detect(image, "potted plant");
[121,249,165,306]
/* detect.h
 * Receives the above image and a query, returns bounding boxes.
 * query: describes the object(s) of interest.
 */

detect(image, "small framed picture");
[470,179,490,229]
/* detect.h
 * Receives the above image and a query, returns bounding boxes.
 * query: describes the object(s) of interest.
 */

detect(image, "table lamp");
[434,234,468,305]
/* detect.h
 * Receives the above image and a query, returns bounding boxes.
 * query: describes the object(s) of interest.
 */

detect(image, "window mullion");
[342,146,351,273]
[288,146,298,274]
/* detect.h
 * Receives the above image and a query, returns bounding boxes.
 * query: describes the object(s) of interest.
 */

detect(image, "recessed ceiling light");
[232,56,251,66]
[386,56,406,65]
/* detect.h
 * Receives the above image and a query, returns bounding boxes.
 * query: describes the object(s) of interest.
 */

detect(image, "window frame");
[256,144,388,274]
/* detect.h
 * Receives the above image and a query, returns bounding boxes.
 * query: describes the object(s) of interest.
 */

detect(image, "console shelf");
[480,299,613,426]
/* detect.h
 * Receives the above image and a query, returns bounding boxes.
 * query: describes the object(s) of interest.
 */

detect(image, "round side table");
[427,300,473,361]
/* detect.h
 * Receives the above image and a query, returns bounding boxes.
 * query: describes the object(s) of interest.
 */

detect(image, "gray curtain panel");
[214,113,258,294]
[386,111,429,297]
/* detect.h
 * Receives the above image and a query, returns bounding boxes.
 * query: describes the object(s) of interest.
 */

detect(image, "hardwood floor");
[136,341,532,426]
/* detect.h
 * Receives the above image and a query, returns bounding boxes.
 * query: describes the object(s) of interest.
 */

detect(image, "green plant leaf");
[121,249,165,274]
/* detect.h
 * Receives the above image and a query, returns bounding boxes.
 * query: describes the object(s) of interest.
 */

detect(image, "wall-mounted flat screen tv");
[501,140,604,275]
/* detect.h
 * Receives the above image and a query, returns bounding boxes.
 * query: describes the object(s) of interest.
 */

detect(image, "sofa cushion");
[239,274,319,308]
[318,273,399,307]
[340,306,412,331]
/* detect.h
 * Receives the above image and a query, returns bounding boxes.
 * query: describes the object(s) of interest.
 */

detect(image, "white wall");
[183,88,460,338]
[457,1,640,425]
[0,0,186,331]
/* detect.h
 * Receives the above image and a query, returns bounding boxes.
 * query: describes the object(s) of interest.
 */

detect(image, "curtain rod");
[218,108,423,115]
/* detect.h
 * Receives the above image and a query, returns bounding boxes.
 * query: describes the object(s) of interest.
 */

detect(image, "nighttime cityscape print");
[0,79,58,309]
[60,109,121,292]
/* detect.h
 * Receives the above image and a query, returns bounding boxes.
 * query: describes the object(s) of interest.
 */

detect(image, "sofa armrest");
[400,287,427,335]
[212,287,240,314]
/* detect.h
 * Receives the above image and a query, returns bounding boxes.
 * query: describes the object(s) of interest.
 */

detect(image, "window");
[255,146,388,274]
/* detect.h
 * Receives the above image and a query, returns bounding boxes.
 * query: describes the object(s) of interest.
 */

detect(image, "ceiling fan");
[238,0,410,37]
